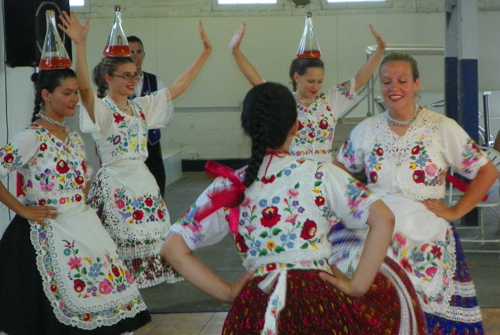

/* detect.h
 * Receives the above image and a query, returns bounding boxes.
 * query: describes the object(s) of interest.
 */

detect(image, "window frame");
[212,0,284,12]
[69,0,90,13]
[320,0,391,10]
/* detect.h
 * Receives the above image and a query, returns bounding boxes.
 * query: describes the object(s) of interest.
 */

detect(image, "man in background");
[127,35,167,197]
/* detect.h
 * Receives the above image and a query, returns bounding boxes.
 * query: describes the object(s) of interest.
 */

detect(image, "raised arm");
[59,10,95,122]
[167,21,212,100]
[161,233,253,303]
[229,23,265,87]
[320,199,395,297]
[353,24,386,92]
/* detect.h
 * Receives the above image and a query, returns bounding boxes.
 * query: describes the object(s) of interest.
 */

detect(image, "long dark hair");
[31,69,76,122]
[288,57,324,91]
[241,82,297,188]
[93,57,134,98]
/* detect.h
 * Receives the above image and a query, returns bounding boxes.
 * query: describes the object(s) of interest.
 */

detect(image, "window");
[69,0,89,12]
[326,0,385,2]
[212,0,283,11]
[219,0,277,3]
[321,0,389,9]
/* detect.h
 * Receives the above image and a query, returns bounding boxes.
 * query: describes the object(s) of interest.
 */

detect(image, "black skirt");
[0,215,151,335]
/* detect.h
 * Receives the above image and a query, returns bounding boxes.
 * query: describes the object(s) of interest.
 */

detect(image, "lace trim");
[115,238,166,259]
[434,305,483,323]
[452,280,478,298]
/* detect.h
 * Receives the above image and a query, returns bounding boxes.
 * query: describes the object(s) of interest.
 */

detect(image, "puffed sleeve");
[323,78,358,119]
[132,88,174,129]
[439,117,489,179]
[169,176,231,250]
[0,130,38,177]
[79,95,113,134]
[336,119,368,174]
[320,163,379,229]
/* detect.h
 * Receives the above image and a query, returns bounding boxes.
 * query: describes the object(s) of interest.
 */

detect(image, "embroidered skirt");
[424,223,484,334]
[0,214,151,335]
[329,219,484,334]
[86,160,183,288]
[222,267,426,335]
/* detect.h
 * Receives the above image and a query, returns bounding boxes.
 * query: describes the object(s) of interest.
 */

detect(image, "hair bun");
[31,72,40,83]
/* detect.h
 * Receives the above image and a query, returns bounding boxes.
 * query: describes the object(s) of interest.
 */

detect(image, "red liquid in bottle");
[297,50,322,59]
[103,45,132,57]
[39,57,72,70]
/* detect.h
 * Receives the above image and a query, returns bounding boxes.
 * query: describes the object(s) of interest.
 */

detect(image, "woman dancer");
[60,10,212,288]
[334,51,498,334]
[0,69,150,334]
[161,82,426,334]
[230,22,386,161]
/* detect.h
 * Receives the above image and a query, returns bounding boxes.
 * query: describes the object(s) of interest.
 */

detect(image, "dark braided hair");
[288,58,324,92]
[93,57,134,98]
[31,69,77,122]
[241,82,297,188]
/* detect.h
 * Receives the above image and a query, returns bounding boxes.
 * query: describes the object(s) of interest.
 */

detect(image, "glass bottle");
[39,10,72,70]
[296,12,321,59]
[103,5,131,57]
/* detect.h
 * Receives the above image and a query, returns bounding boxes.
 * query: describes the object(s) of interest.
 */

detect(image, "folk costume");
[169,156,426,335]
[81,89,182,288]
[334,107,487,334]
[0,124,150,334]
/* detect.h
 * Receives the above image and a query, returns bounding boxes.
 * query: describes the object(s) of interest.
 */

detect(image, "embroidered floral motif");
[339,139,358,171]
[0,126,89,195]
[409,137,445,186]
[390,231,453,308]
[290,80,359,158]
[337,80,355,100]
[293,94,336,157]
[102,100,149,158]
[0,145,22,169]
[240,164,326,259]
[113,188,167,225]
[366,140,384,183]
[460,139,483,174]
[34,225,144,325]
[62,239,135,299]
[345,178,372,219]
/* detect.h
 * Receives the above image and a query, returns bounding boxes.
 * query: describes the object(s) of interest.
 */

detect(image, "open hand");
[369,24,386,51]
[225,270,253,303]
[198,21,212,52]
[422,199,460,222]
[22,205,58,227]
[58,10,90,44]
[319,264,367,298]
[229,22,246,53]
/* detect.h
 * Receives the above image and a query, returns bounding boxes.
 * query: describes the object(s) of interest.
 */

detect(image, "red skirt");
[223,259,426,335]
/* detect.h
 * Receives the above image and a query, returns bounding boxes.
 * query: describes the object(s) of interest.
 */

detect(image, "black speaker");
[3,0,72,68]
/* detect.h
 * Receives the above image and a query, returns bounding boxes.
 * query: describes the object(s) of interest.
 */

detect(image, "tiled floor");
[135,309,500,334]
